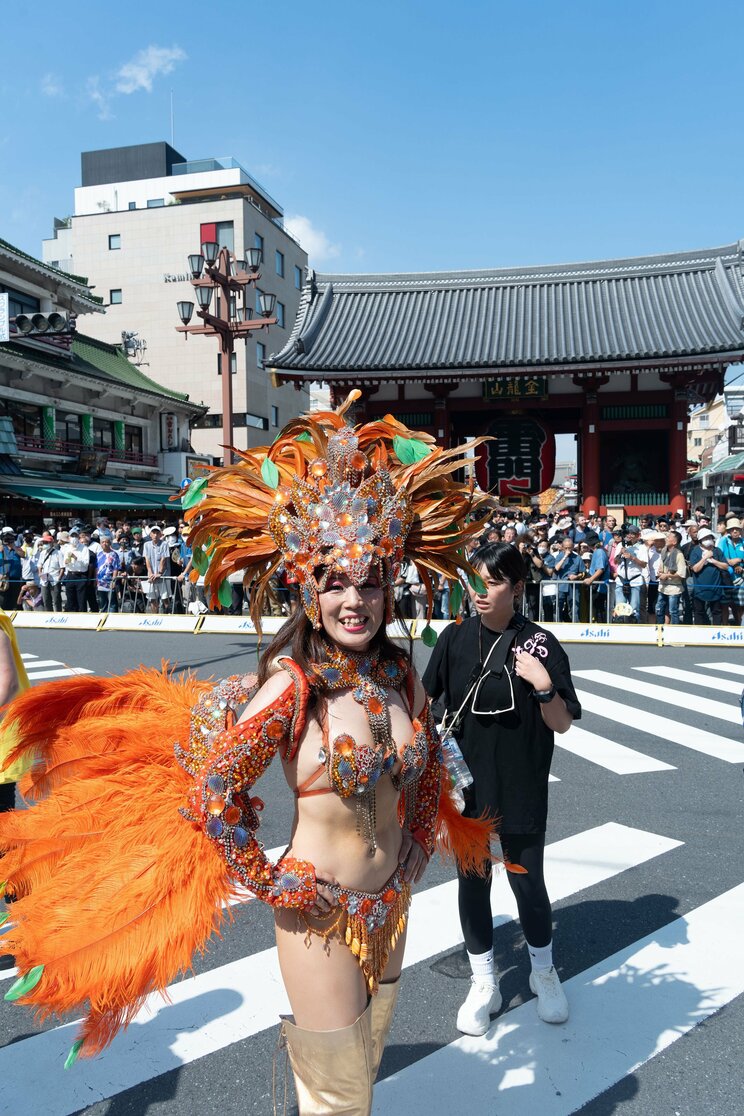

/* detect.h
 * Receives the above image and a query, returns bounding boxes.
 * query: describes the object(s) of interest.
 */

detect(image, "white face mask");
[537,546,548,555]
[701,539,714,548]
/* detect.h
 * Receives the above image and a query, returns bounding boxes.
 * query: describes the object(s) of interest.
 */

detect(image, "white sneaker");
[529,966,569,1023]
[456,978,502,1036]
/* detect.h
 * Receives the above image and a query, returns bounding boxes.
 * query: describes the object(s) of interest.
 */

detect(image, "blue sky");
[3,0,744,277]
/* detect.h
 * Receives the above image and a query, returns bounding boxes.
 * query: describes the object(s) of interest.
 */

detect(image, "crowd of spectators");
[0,506,742,626]
[394,506,744,626]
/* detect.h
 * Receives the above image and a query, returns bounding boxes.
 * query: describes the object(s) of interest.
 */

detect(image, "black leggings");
[458,832,552,954]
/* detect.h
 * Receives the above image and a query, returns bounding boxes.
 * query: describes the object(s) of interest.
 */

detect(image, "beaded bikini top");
[309,647,428,852]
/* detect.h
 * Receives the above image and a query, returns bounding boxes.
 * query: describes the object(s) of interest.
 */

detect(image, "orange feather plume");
[0,668,236,1058]
[435,779,499,877]
[182,394,491,628]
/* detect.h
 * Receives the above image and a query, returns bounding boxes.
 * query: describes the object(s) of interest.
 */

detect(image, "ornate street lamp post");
[176,243,277,464]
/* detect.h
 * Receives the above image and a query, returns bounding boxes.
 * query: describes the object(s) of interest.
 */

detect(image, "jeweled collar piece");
[311,646,414,854]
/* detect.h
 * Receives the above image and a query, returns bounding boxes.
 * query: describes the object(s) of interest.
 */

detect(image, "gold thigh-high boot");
[280,1001,374,1116]
[370,978,400,1081]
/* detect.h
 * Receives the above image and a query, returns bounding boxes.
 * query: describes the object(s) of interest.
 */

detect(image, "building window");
[110,289,123,305]
[254,232,264,260]
[256,341,266,368]
[698,414,709,428]
[7,400,42,440]
[271,405,279,428]
[58,412,81,444]
[693,437,702,447]
[128,202,136,210]
[275,250,284,277]
[146,198,165,208]
[192,412,268,431]
[93,418,114,449]
[125,425,143,455]
[217,352,237,375]
[276,301,285,328]
[108,234,121,250]
[199,221,234,254]
[1,285,40,318]
[216,221,234,253]
[294,265,303,290]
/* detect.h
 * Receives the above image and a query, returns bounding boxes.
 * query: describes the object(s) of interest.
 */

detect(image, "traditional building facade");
[269,241,744,517]
[0,237,206,524]
[42,142,309,462]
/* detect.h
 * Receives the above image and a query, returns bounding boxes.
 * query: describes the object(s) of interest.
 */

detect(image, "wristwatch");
[532,684,557,704]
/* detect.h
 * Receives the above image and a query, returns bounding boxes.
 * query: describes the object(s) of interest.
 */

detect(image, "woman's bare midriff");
[282,687,415,892]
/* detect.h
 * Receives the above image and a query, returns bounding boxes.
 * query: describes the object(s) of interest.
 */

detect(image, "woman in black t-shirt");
[423,543,581,1037]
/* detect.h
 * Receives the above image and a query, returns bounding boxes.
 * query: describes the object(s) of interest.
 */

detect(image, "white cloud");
[41,73,64,98]
[86,76,113,121]
[115,45,187,94]
[284,215,341,265]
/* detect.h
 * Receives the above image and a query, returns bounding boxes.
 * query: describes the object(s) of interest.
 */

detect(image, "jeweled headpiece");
[181,392,488,631]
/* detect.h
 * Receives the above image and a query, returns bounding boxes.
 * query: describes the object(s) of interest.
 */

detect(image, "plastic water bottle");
[439,732,473,812]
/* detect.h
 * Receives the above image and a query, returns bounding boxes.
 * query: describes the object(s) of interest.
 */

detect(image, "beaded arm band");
[403,700,442,859]
[180,663,316,909]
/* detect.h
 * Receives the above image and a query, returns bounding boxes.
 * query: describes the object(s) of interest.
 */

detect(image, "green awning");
[0,483,174,509]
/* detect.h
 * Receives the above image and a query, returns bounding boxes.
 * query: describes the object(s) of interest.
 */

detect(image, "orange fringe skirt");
[300,864,411,993]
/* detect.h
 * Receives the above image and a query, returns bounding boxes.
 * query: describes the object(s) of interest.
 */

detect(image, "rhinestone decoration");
[267,428,414,629]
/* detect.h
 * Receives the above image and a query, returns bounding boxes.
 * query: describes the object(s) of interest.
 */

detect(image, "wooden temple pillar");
[669,383,690,516]
[424,382,454,446]
[577,377,607,515]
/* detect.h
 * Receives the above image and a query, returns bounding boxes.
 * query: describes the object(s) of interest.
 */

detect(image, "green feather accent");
[191,545,209,575]
[295,432,312,443]
[420,624,438,647]
[180,476,207,509]
[392,435,432,465]
[260,457,280,489]
[217,580,233,608]
[5,964,44,1002]
[450,581,463,617]
[0,912,9,928]
[64,1039,84,1070]
[468,570,487,595]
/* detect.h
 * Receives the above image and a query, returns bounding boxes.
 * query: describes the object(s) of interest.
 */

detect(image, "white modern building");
[43,142,309,461]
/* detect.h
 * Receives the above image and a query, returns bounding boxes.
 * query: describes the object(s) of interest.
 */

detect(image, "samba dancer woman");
[0,397,492,1114]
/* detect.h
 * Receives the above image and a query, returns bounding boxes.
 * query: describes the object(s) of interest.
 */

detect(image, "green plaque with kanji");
[483,376,548,401]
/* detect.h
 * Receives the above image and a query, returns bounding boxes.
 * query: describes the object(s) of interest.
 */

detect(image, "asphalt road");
[2,629,743,1116]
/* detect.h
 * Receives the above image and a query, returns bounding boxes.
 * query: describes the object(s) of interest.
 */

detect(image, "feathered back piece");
[182,391,490,628]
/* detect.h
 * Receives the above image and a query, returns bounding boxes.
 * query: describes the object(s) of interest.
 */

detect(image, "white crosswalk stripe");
[0,823,681,1116]
[21,653,94,682]
[634,664,744,695]
[556,724,675,774]
[573,669,740,725]
[697,660,744,678]
[2,652,742,1113]
[374,883,744,1115]
[575,688,744,762]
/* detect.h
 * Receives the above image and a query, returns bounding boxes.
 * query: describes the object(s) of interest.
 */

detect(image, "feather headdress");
[182,391,490,628]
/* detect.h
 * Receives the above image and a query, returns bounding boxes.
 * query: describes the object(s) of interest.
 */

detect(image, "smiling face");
[318,570,385,651]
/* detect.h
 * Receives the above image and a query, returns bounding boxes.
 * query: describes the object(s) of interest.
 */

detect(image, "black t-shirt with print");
[422,614,581,833]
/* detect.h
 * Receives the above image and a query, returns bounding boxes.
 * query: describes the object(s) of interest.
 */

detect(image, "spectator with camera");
[613,524,646,623]
[655,530,687,624]
[553,536,583,622]
[688,529,728,625]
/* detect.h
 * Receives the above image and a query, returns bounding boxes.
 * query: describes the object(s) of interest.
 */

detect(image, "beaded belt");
[300,863,411,993]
